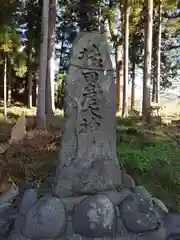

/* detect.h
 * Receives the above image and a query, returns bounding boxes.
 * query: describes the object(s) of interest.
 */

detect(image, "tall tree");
[36,0,50,129]
[155,0,162,103]
[3,55,7,120]
[26,0,34,108]
[106,1,123,113]
[46,0,56,121]
[142,0,153,122]
[130,46,136,110]
[129,2,144,110]
[115,45,123,112]
[122,0,130,118]
[23,0,42,108]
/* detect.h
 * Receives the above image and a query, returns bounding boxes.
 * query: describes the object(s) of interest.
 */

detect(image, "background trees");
[0,0,179,126]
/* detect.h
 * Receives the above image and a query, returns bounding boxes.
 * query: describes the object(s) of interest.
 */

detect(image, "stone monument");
[9,32,180,240]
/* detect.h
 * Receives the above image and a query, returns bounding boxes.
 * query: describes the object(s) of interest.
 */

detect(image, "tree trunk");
[27,53,33,108]
[4,55,7,121]
[131,59,135,110]
[7,63,11,106]
[142,0,153,122]
[59,22,65,73]
[46,0,56,122]
[36,0,50,129]
[155,0,162,103]
[122,0,130,118]
[115,45,123,113]
[152,75,156,102]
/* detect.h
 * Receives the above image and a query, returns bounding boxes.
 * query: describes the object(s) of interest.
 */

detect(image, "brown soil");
[0,124,63,196]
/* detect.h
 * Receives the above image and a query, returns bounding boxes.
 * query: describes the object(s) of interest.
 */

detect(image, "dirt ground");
[0,116,63,196]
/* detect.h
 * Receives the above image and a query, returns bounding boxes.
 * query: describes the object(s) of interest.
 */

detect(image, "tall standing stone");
[53,32,122,197]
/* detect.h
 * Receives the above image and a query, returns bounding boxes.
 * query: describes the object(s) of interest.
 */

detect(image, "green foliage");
[56,0,79,72]
[0,25,20,53]
[116,120,180,212]
[55,73,65,106]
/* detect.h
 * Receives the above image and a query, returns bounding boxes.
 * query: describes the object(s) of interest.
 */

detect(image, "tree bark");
[27,52,33,108]
[131,59,135,110]
[122,0,130,118]
[115,45,123,112]
[155,0,162,103]
[36,0,50,129]
[7,63,11,106]
[152,74,156,102]
[46,0,56,122]
[4,55,7,121]
[142,0,153,122]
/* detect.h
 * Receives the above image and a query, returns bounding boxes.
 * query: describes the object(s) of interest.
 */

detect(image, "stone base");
[9,174,179,240]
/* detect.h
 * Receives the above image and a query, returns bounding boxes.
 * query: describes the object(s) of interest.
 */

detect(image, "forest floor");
[0,106,180,212]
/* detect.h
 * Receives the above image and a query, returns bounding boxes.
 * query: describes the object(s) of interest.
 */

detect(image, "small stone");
[13,214,24,234]
[104,189,132,205]
[120,193,159,233]
[72,194,116,238]
[163,213,180,238]
[19,189,37,215]
[134,186,152,201]
[61,196,86,214]
[0,207,17,237]
[0,186,19,211]
[122,174,136,189]
[22,195,66,238]
[8,231,31,240]
[137,227,166,240]
[152,197,168,214]
[116,236,137,240]
[62,234,87,239]
[64,234,113,240]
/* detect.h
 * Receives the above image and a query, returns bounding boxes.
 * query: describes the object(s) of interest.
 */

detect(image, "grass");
[0,106,180,212]
[116,117,180,212]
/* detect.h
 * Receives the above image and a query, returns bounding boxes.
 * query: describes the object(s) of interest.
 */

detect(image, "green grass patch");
[116,118,180,212]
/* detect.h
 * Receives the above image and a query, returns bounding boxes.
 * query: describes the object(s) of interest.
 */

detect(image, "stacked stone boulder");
[9,32,180,240]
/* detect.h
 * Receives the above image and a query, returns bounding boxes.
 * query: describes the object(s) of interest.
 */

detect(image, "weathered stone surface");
[134,186,152,201]
[62,234,87,240]
[103,189,132,205]
[164,213,180,238]
[137,227,166,240]
[122,174,136,189]
[13,214,24,234]
[61,196,86,214]
[60,234,113,240]
[19,189,37,215]
[120,192,159,233]
[116,236,137,240]
[72,194,116,238]
[152,197,168,214]
[0,207,17,237]
[0,186,19,238]
[8,231,31,240]
[22,195,66,238]
[0,185,19,211]
[53,31,121,198]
